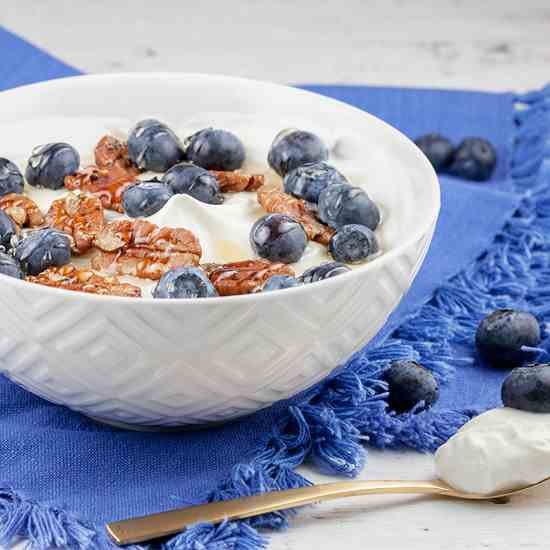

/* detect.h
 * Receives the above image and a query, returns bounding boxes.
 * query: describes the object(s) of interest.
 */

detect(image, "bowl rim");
[0,72,440,305]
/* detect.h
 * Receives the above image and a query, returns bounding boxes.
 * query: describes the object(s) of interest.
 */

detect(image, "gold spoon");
[106,476,550,545]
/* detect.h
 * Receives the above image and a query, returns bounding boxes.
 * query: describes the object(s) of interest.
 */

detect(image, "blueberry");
[329,224,379,264]
[122,180,173,218]
[0,252,24,279]
[449,137,497,181]
[283,162,349,204]
[262,275,300,292]
[153,266,218,299]
[318,183,380,230]
[299,261,351,284]
[183,128,245,171]
[162,162,223,205]
[25,143,80,190]
[476,309,541,367]
[268,129,329,177]
[502,364,550,413]
[414,134,454,172]
[127,119,183,172]
[0,158,24,196]
[384,360,439,413]
[0,210,17,251]
[250,214,308,264]
[14,228,71,276]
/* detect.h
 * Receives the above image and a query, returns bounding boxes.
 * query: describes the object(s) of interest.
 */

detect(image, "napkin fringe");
[2,84,549,550]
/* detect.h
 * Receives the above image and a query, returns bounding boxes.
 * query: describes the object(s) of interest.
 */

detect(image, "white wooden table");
[1,1,549,549]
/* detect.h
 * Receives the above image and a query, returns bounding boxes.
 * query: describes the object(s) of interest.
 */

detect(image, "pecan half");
[45,193,105,254]
[92,219,201,279]
[210,171,264,193]
[65,136,140,212]
[257,187,334,245]
[0,193,44,228]
[26,265,142,297]
[202,259,294,296]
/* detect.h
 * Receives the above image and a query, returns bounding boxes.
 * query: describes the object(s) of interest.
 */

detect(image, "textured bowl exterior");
[0,74,439,427]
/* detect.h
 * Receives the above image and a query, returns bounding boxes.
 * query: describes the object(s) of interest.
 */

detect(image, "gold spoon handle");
[106,479,454,545]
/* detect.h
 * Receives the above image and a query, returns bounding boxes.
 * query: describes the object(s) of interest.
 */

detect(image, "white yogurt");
[435,407,550,494]
[0,113,414,296]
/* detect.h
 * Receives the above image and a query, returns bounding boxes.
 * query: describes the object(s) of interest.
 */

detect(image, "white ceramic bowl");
[0,74,439,428]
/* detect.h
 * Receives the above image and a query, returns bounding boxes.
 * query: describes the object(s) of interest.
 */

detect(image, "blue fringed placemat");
[1,26,549,550]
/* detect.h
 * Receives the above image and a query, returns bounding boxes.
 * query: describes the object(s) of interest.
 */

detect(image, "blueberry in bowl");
[384,360,439,413]
[299,261,351,284]
[0,209,18,251]
[26,143,80,189]
[414,134,454,172]
[268,129,329,177]
[127,118,184,172]
[283,161,348,204]
[0,252,24,279]
[14,228,71,276]
[449,137,496,182]
[328,224,379,264]
[0,158,24,196]
[162,162,224,205]
[250,214,308,264]
[153,266,218,299]
[501,364,550,413]
[122,180,173,218]
[183,128,245,171]
[262,274,301,292]
[476,309,541,368]
[318,183,380,231]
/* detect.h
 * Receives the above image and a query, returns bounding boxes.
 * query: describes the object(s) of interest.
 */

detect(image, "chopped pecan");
[202,259,294,296]
[210,171,264,193]
[257,187,334,245]
[26,264,142,297]
[0,193,45,228]
[92,219,201,279]
[45,193,105,254]
[95,135,135,171]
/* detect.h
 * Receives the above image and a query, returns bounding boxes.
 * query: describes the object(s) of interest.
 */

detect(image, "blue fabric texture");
[0,27,548,550]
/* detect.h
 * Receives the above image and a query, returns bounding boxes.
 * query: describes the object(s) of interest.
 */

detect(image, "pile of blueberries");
[414,134,497,182]
[385,308,550,415]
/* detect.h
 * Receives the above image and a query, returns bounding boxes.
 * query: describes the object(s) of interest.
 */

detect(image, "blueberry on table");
[162,162,223,205]
[25,143,80,190]
[283,161,349,204]
[414,134,454,172]
[476,309,541,367]
[122,180,173,218]
[153,267,218,299]
[268,129,329,177]
[14,228,71,276]
[0,252,24,279]
[250,214,308,264]
[262,274,300,292]
[0,210,17,251]
[318,183,380,231]
[502,364,550,413]
[449,138,497,182]
[0,158,24,196]
[329,224,379,264]
[299,261,351,284]
[384,360,439,414]
[127,119,183,172]
[183,128,245,171]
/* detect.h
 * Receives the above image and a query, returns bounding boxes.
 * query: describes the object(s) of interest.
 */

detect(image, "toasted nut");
[210,171,264,192]
[92,219,201,280]
[26,264,141,297]
[0,193,44,228]
[45,193,105,254]
[257,187,334,245]
[202,259,294,296]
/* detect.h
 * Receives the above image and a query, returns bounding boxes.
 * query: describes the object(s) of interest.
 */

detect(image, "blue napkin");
[1,26,545,550]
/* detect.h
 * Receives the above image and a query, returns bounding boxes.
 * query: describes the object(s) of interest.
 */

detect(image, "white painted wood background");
[1,1,549,549]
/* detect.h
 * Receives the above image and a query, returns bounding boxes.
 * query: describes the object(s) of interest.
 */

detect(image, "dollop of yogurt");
[435,407,550,494]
